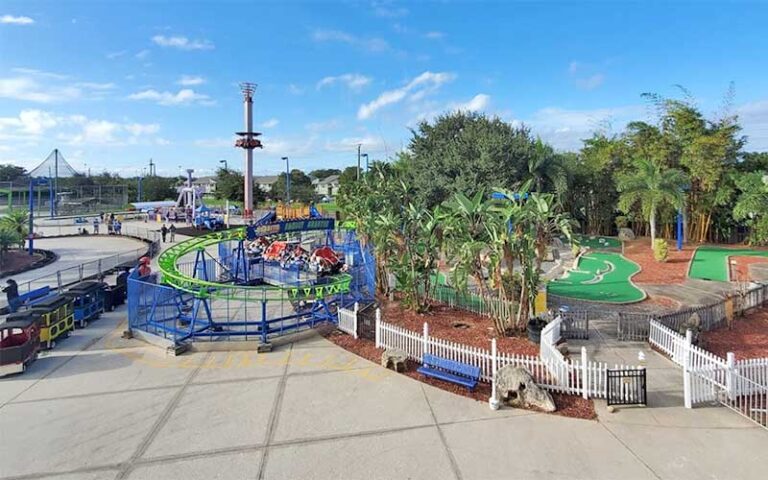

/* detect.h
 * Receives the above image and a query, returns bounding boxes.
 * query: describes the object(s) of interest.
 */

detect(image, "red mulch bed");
[322,329,596,420]
[379,298,539,356]
[700,308,768,360]
[0,250,44,275]
[622,238,695,284]
[729,256,768,283]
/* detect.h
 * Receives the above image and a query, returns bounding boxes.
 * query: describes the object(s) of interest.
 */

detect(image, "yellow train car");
[29,294,75,349]
[276,203,310,219]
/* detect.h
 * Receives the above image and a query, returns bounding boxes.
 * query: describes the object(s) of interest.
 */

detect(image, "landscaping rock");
[381,348,408,372]
[679,312,702,344]
[618,228,636,241]
[495,365,556,412]
[556,342,570,357]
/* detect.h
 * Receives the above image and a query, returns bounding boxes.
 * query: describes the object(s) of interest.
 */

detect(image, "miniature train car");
[64,281,105,328]
[29,294,75,349]
[0,312,41,377]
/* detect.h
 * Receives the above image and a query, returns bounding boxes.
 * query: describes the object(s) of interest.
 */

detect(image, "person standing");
[161,224,168,243]
[2,279,20,312]
[93,218,100,234]
[169,223,177,243]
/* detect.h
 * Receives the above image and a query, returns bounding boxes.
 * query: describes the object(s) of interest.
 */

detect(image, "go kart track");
[129,216,372,347]
[548,252,646,303]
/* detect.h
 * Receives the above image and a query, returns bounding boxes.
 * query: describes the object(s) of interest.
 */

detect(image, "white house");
[254,175,279,193]
[313,175,340,197]
[192,176,217,194]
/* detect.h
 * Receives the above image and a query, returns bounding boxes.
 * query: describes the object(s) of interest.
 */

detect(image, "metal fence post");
[683,329,693,408]
[374,308,381,348]
[78,264,83,281]
[56,271,62,290]
[581,346,589,399]
[489,338,499,410]
[423,322,429,359]
[97,259,102,278]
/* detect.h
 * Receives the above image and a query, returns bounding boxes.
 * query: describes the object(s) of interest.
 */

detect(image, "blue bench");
[417,354,480,391]
[6,286,51,313]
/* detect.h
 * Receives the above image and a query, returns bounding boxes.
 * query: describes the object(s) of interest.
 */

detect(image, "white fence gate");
[649,320,768,428]
[337,303,359,339]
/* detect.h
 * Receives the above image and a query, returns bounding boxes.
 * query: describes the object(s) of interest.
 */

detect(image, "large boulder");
[381,348,408,372]
[678,312,702,343]
[618,228,635,241]
[495,365,556,412]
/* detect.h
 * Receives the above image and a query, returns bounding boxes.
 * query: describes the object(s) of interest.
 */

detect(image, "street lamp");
[281,157,290,204]
[27,177,48,255]
[362,153,369,173]
[137,168,145,203]
[219,159,228,171]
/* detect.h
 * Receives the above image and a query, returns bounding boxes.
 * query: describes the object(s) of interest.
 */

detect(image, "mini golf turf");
[548,252,646,303]
[688,246,768,282]
[563,234,621,250]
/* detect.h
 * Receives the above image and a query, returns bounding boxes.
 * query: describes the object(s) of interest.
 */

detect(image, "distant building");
[254,175,279,193]
[192,176,217,194]
[313,174,340,197]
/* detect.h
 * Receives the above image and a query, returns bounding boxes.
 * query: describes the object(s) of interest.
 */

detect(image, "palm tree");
[0,226,21,264]
[0,210,29,249]
[617,158,687,246]
[526,138,568,196]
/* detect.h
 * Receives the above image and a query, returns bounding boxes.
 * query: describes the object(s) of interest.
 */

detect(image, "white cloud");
[306,119,341,132]
[127,88,214,106]
[317,73,372,91]
[1,15,34,25]
[424,31,445,40]
[260,118,279,128]
[568,60,605,90]
[739,100,768,151]
[287,84,305,95]
[0,109,162,147]
[324,134,387,153]
[450,94,490,112]
[357,71,455,120]
[312,29,390,53]
[576,74,605,90]
[135,49,150,60]
[177,75,205,86]
[0,76,80,103]
[106,50,127,60]
[372,2,409,18]
[151,35,214,51]
[11,67,69,80]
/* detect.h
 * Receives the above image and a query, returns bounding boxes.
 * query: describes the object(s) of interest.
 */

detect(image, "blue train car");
[64,281,105,328]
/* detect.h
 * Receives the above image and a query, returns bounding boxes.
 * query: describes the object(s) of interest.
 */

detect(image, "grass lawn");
[202,196,241,208]
[688,246,768,282]
[548,252,646,303]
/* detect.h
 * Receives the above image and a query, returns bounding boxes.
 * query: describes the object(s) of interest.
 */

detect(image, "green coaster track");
[156,226,352,301]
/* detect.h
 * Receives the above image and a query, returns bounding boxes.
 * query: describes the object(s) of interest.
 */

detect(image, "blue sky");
[1,0,767,177]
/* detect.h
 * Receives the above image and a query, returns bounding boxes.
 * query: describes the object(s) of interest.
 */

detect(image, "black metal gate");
[606,368,647,406]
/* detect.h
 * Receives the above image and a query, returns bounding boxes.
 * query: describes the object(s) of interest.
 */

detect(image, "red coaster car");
[0,312,41,377]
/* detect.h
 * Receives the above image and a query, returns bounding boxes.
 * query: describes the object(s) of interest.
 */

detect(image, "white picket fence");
[374,313,615,399]
[337,303,359,339]
[649,320,768,427]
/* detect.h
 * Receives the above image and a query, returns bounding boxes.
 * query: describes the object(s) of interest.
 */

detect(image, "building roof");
[317,175,340,185]
[254,175,279,184]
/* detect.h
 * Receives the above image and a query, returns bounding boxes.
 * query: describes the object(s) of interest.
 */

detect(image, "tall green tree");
[733,171,768,245]
[271,169,316,203]
[617,158,687,246]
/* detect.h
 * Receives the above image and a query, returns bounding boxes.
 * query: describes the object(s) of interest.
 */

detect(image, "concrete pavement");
[1,304,766,480]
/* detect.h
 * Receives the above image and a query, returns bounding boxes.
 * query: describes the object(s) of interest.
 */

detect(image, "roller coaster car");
[311,246,342,274]
[29,294,75,349]
[0,313,41,377]
[64,281,105,328]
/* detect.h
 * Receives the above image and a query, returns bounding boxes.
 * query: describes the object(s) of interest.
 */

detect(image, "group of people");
[159,224,177,243]
[91,212,122,235]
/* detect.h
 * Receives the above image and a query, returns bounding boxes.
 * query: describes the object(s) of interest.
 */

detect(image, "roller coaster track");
[157,224,352,301]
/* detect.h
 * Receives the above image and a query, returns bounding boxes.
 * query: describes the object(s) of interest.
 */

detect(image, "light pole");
[27,177,47,255]
[219,159,228,171]
[357,144,361,180]
[362,153,369,173]
[138,168,145,203]
[281,157,290,204]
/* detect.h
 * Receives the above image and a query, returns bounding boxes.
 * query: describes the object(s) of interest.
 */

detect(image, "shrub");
[653,238,668,262]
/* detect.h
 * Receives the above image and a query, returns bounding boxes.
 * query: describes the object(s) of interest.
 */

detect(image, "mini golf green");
[563,234,621,250]
[688,246,768,282]
[548,252,646,303]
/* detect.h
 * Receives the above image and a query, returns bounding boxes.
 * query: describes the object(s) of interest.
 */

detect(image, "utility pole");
[219,159,228,171]
[357,144,361,181]
[149,158,155,176]
[282,157,290,204]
